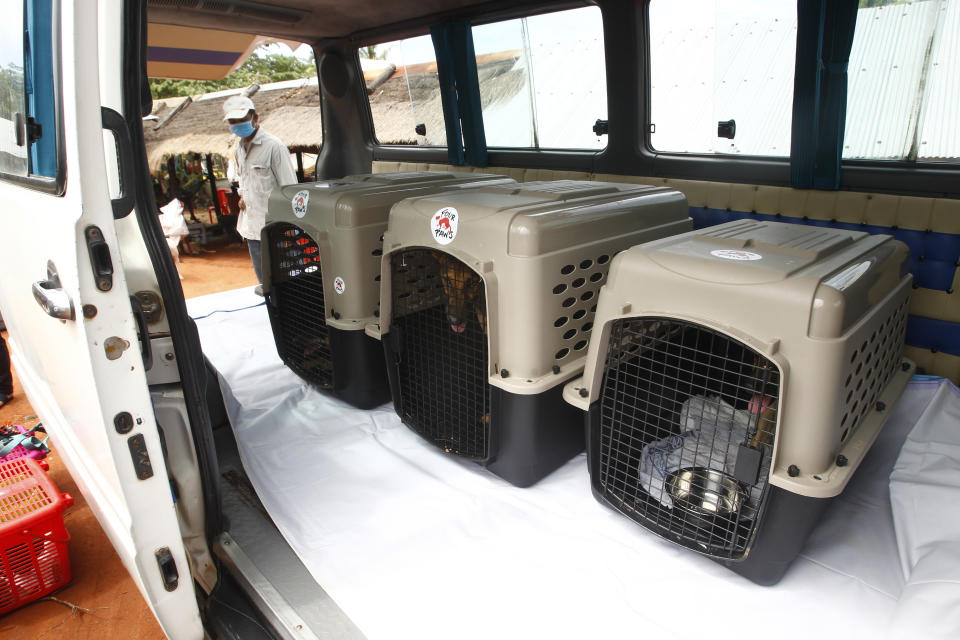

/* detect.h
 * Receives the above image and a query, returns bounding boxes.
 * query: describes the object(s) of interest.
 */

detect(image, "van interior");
[7,0,960,638]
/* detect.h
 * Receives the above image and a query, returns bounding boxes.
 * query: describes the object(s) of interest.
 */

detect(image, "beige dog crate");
[378,180,692,486]
[562,220,915,584]
[262,171,514,408]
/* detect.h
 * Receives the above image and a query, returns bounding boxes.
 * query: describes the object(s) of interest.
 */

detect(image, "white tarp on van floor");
[889,381,960,638]
[189,287,960,640]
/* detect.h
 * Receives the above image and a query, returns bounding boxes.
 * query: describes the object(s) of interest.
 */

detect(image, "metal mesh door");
[266,223,333,388]
[595,318,780,559]
[390,249,491,460]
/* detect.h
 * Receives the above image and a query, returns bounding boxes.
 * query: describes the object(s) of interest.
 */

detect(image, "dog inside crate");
[267,224,333,388]
[390,249,491,460]
[598,318,780,557]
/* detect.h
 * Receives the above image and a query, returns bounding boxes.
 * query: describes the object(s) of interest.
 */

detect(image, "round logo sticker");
[710,249,762,261]
[333,276,346,294]
[431,207,459,245]
[292,190,310,218]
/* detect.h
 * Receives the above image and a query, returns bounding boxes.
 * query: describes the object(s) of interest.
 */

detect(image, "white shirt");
[229,127,298,241]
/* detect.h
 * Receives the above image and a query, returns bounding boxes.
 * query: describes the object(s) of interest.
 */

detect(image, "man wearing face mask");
[223,95,298,295]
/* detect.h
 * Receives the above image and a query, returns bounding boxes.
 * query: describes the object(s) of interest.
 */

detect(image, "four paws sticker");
[431,207,459,245]
[292,190,310,218]
[710,249,762,261]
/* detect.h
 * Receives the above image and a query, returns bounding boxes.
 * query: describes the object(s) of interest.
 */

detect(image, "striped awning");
[147,24,260,80]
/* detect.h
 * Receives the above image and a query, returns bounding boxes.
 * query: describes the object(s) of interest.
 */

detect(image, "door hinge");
[85,226,114,291]
[155,547,179,592]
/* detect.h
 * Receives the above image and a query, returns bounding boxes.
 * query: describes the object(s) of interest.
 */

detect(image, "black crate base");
[587,401,830,585]
[486,385,586,488]
[327,327,392,409]
[719,486,830,585]
[384,335,585,487]
[269,318,391,410]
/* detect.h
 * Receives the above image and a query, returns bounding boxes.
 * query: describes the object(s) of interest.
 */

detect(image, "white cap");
[223,95,255,121]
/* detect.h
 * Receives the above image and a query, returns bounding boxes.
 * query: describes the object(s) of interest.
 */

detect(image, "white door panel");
[0,2,203,638]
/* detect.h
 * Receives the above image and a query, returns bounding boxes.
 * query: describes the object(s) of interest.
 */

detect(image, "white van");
[0,1,957,639]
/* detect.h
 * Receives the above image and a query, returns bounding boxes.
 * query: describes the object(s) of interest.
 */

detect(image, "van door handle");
[32,261,75,321]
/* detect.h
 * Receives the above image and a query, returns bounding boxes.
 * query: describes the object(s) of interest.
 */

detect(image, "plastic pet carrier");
[563,220,915,584]
[263,171,514,408]
[0,458,73,615]
[378,180,692,486]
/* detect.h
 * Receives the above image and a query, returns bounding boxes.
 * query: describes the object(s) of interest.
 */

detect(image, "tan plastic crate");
[263,171,514,408]
[563,220,915,583]
[379,180,692,485]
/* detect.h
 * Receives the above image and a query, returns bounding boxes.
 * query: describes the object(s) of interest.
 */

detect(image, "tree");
[0,63,24,117]
[149,47,316,99]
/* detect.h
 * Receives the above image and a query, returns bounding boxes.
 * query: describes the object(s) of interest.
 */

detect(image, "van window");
[0,2,28,177]
[367,5,607,150]
[648,0,797,156]
[473,6,607,150]
[0,0,59,183]
[367,35,447,146]
[844,0,959,162]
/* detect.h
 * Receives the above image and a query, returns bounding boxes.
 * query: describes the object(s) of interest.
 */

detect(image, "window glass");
[473,6,607,149]
[367,35,447,146]
[0,0,59,184]
[0,1,28,176]
[844,0,958,161]
[648,0,796,156]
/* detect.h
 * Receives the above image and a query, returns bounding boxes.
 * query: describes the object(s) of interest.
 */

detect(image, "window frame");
[0,0,66,196]
[636,0,959,194]
[361,1,608,156]
[357,0,957,197]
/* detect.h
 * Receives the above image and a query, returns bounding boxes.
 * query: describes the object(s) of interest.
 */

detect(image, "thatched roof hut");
[143,78,324,170]
[366,51,524,146]
[142,50,527,170]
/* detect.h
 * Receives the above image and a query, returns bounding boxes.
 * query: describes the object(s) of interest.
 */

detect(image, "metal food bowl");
[667,467,745,517]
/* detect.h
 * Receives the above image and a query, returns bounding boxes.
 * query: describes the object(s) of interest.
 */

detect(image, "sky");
[373,5,604,67]
[0,4,23,72]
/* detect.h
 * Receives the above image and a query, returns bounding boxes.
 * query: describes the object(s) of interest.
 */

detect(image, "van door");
[0,2,203,638]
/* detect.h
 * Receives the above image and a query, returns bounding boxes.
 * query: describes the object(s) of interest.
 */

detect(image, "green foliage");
[0,63,25,118]
[150,47,315,99]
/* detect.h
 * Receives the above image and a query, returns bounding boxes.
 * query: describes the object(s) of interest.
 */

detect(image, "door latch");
[85,226,114,292]
[155,547,179,592]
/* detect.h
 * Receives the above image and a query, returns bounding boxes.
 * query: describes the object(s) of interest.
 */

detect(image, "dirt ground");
[0,237,257,639]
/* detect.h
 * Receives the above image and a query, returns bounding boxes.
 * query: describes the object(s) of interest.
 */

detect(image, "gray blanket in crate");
[638,395,761,508]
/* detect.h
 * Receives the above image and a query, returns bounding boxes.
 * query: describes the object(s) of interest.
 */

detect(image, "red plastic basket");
[0,458,73,615]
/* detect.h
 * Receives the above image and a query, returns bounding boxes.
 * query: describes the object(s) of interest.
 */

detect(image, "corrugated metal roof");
[916,0,960,160]
[649,1,797,156]
[843,1,937,160]
[649,0,958,161]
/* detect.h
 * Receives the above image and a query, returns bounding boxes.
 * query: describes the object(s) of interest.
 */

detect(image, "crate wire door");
[390,249,491,460]
[267,223,334,388]
[596,318,780,559]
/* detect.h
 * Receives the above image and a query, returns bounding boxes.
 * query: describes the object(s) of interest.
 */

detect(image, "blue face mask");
[230,121,256,138]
